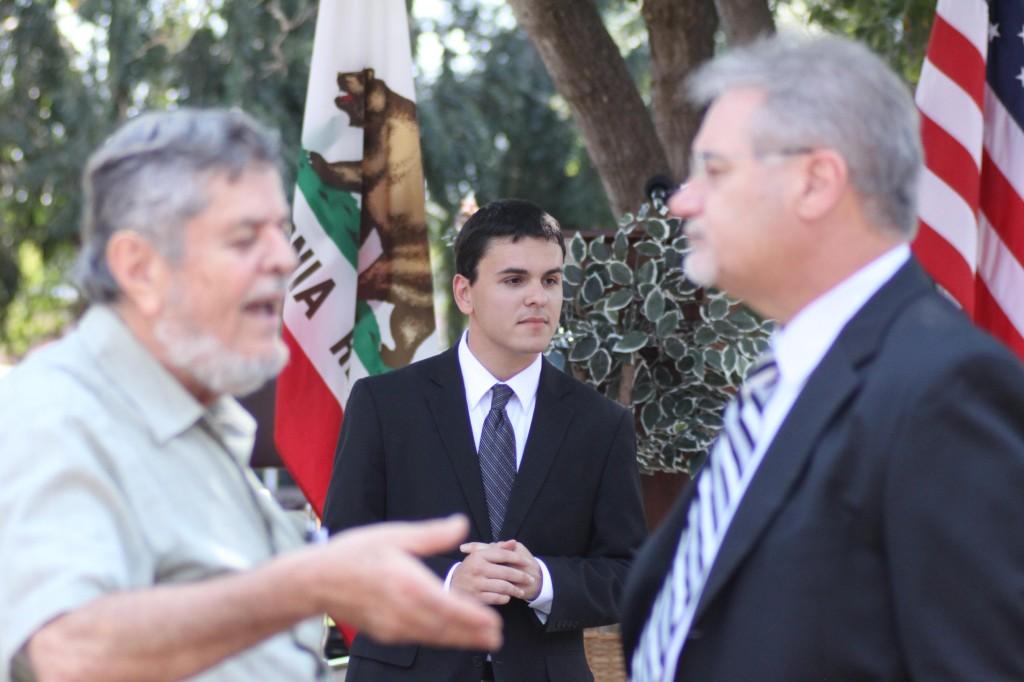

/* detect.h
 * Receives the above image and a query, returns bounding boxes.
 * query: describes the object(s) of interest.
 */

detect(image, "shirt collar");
[77,305,255,448]
[458,330,543,411]
[772,244,910,387]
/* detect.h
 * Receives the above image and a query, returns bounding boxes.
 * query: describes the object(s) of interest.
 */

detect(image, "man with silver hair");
[0,108,501,681]
[622,33,1024,681]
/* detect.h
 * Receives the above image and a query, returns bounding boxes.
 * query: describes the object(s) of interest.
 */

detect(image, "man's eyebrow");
[232,216,290,230]
[694,150,726,163]
[494,267,563,277]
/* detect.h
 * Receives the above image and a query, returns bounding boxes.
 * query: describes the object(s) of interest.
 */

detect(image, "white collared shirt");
[761,244,910,450]
[670,244,911,660]
[444,331,554,619]
[458,330,542,469]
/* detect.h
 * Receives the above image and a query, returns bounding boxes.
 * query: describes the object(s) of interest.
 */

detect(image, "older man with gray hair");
[621,33,1024,681]
[0,108,500,681]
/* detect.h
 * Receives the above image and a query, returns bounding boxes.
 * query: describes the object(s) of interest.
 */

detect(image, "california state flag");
[276,0,439,515]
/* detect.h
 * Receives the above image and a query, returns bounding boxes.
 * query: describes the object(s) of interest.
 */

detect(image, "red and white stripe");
[914,0,1024,358]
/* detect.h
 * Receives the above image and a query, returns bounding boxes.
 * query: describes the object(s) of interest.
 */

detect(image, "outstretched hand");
[310,515,502,651]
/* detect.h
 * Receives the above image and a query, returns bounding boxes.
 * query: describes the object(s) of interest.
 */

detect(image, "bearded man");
[0,108,500,682]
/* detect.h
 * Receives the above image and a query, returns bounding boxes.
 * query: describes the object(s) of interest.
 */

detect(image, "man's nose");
[265,227,299,275]
[666,183,699,219]
[524,280,550,306]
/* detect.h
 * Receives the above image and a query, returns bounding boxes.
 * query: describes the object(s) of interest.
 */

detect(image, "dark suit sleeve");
[322,379,386,533]
[884,349,1024,679]
[542,408,647,631]
[321,378,461,580]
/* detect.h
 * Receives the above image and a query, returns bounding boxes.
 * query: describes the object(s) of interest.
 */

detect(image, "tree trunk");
[508,0,671,216]
[642,0,718,183]
[714,0,776,46]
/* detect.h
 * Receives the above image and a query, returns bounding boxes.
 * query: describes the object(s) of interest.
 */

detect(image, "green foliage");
[418,28,612,229]
[1,2,106,333]
[412,0,619,344]
[0,0,316,357]
[1,241,77,359]
[0,0,939,357]
[795,0,934,86]
[550,203,772,473]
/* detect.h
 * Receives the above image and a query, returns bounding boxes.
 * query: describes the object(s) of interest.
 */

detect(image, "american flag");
[914,0,1024,359]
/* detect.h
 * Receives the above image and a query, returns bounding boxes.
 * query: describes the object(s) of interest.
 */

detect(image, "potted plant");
[549,202,773,477]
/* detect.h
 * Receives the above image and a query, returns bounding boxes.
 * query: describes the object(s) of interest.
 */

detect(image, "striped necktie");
[479,383,516,540]
[633,353,780,681]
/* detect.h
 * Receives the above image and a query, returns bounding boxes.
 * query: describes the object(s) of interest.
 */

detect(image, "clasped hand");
[451,539,543,605]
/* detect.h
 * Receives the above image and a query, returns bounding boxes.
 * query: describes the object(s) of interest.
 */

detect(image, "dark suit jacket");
[324,348,647,681]
[622,259,1024,681]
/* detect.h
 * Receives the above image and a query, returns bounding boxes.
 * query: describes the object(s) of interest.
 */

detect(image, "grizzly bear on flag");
[309,68,435,369]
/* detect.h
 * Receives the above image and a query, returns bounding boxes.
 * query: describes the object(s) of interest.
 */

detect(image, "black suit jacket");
[622,259,1024,681]
[324,348,647,681]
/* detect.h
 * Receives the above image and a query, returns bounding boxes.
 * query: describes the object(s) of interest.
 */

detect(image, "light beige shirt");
[0,306,323,681]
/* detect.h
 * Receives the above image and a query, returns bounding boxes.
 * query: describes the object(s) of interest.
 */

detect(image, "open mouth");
[243,298,282,318]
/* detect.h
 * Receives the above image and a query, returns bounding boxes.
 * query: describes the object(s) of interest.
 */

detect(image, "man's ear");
[794,149,847,222]
[105,230,169,317]
[452,273,473,315]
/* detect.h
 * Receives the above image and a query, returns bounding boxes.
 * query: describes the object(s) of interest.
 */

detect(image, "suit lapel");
[425,347,492,541]
[693,352,860,621]
[693,259,932,622]
[501,359,574,539]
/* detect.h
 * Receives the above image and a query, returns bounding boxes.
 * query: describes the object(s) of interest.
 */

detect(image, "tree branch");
[508,0,670,216]
[642,0,718,182]
[263,0,318,75]
[713,0,775,46]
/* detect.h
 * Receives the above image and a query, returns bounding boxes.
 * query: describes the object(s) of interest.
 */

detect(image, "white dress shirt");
[760,245,910,461]
[670,244,911,658]
[443,331,554,620]
[459,331,541,470]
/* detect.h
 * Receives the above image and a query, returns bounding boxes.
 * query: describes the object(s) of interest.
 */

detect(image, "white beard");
[683,247,718,288]
[153,286,289,398]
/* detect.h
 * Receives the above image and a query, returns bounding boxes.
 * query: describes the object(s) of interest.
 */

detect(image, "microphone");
[645,174,675,210]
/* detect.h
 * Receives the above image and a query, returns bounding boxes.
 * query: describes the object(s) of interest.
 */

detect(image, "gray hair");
[76,107,282,302]
[688,33,922,238]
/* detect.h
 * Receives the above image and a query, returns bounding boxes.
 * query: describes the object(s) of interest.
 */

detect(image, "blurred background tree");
[0,0,934,359]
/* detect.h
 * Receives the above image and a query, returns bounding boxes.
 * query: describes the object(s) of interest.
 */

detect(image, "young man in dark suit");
[324,199,647,681]
[622,34,1024,681]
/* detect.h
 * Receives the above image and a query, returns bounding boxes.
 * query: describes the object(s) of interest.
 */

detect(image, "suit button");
[688,628,703,640]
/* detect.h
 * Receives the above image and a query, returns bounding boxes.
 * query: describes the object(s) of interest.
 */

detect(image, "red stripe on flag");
[925,14,986,110]
[979,150,1024,266]
[275,327,343,516]
[976,278,1024,358]
[920,113,980,211]
[913,2,1024,360]
[912,221,977,315]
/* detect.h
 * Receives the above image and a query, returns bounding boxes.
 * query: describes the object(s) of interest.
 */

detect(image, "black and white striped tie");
[479,383,516,540]
[633,353,780,681]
